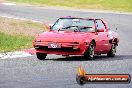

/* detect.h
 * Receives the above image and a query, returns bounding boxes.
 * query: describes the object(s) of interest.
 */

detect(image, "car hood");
[36,31,93,42]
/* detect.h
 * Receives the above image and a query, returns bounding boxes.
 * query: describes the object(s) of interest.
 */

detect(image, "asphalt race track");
[0,4,132,88]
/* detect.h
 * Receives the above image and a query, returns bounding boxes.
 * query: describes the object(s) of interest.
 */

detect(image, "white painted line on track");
[0,51,33,59]
[2,3,16,6]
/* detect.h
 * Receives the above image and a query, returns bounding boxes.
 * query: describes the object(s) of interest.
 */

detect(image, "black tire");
[84,42,95,60]
[36,53,47,60]
[107,44,116,57]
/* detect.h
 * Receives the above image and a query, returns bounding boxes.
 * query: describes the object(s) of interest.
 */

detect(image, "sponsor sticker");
[76,66,131,85]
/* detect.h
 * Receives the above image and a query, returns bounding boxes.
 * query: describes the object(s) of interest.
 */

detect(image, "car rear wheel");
[36,53,47,60]
[107,44,116,57]
[84,42,95,60]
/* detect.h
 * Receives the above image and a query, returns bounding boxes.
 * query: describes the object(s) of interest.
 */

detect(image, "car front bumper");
[33,41,89,55]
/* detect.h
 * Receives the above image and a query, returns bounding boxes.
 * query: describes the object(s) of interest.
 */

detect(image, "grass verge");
[0,32,33,52]
[7,0,132,12]
[0,17,44,52]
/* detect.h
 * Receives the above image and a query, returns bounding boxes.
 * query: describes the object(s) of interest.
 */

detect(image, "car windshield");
[52,18,95,32]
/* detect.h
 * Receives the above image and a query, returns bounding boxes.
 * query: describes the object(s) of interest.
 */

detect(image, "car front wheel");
[107,44,116,57]
[84,42,95,60]
[36,53,47,60]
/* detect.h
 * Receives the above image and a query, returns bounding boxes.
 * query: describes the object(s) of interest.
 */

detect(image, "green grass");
[7,0,132,12]
[0,17,44,52]
[0,32,33,52]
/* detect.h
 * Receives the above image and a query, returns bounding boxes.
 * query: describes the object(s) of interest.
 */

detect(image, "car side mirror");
[43,24,51,31]
[97,28,104,32]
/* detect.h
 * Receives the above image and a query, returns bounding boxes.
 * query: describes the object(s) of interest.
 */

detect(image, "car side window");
[96,20,106,32]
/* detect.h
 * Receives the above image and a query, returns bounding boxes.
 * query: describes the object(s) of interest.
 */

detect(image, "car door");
[95,19,110,53]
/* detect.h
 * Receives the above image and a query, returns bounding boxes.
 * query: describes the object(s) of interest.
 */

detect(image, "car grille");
[35,46,79,52]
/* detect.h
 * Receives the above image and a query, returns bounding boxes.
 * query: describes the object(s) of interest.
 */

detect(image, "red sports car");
[33,17,119,60]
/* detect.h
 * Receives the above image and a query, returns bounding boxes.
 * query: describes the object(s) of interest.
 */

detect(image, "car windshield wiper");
[73,26,92,32]
[79,26,92,29]
[62,26,79,29]
[58,29,64,31]
[59,26,92,32]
